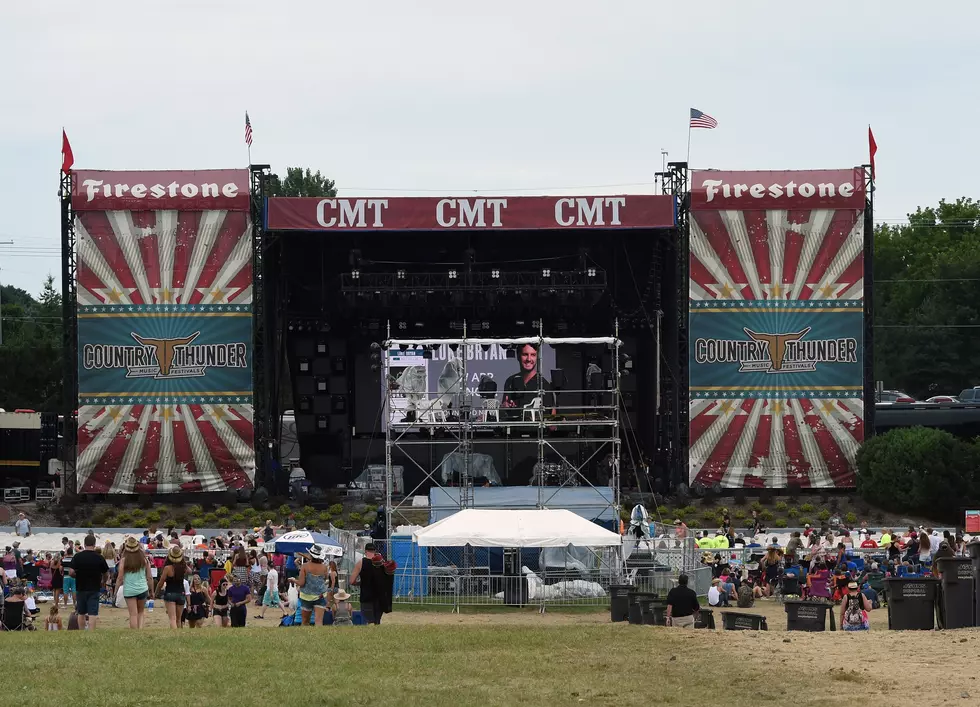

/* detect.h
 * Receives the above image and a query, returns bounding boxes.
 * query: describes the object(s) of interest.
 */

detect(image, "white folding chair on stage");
[483,398,500,423]
[522,396,543,422]
[424,399,447,424]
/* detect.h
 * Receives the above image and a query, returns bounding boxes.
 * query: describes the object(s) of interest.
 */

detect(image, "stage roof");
[266,194,675,231]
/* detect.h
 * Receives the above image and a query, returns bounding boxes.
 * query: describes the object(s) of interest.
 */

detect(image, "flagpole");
[686,118,692,167]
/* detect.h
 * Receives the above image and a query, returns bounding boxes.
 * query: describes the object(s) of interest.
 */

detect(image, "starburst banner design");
[72,169,255,493]
[688,169,866,489]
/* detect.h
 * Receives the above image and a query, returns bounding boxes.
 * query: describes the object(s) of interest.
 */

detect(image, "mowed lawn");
[7,619,980,706]
[4,624,787,707]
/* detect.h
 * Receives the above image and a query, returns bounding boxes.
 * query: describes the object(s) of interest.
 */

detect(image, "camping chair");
[777,572,802,603]
[1,602,33,631]
[37,568,52,591]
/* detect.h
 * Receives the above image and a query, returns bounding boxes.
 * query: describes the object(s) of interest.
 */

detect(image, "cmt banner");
[72,169,255,493]
[688,169,866,488]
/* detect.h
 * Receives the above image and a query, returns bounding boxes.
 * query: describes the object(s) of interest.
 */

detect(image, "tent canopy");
[412,509,622,548]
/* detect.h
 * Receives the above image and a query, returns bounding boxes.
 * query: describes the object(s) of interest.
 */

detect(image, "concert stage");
[256,187,686,501]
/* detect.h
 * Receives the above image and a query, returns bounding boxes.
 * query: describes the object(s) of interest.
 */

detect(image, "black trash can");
[628,591,659,625]
[937,557,975,629]
[610,584,633,622]
[969,542,980,626]
[640,599,667,626]
[884,577,939,630]
[695,607,715,629]
[784,599,835,632]
[503,576,528,606]
[720,611,768,631]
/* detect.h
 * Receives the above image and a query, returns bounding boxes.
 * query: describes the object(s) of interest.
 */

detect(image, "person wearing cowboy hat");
[297,543,330,626]
[155,546,189,629]
[114,537,154,629]
[331,589,354,626]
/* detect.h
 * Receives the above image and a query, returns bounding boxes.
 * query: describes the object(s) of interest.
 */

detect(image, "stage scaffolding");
[382,323,624,545]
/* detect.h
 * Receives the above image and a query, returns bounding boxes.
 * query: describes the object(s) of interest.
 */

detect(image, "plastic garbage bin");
[695,607,715,629]
[610,584,633,623]
[937,557,975,629]
[720,611,768,631]
[884,577,939,630]
[784,599,835,632]
[639,599,667,626]
[628,591,659,625]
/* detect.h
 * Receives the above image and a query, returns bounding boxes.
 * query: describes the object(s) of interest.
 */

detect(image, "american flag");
[688,202,866,489]
[245,112,253,147]
[690,108,718,129]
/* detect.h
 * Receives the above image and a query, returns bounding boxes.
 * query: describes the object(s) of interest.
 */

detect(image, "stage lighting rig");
[491,269,500,278]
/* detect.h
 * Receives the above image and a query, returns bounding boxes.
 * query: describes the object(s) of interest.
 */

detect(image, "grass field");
[6,602,980,707]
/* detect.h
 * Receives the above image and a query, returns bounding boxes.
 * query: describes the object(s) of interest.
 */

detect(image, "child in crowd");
[332,589,353,626]
[45,605,62,631]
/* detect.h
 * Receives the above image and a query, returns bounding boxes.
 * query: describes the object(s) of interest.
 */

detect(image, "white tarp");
[413,508,622,548]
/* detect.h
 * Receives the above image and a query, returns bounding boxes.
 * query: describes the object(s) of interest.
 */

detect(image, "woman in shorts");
[155,546,188,629]
[114,537,154,629]
[297,544,330,626]
[211,577,231,627]
[186,575,210,628]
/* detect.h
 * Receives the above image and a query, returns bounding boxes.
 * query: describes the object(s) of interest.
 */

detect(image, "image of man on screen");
[502,344,556,418]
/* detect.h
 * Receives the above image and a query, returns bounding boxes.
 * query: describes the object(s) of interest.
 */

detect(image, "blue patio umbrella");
[269,530,343,556]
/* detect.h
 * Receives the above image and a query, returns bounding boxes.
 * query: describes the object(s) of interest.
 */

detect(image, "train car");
[0,409,59,493]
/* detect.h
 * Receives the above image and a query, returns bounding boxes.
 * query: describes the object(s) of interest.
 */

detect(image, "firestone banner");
[73,169,255,493]
[688,169,866,488]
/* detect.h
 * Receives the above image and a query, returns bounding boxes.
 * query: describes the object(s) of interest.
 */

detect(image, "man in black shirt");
[665,573,700,628]
[70,534,109,630]
[502,343,555,419]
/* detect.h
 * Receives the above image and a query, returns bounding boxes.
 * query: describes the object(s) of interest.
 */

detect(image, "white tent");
[412,509,622,548]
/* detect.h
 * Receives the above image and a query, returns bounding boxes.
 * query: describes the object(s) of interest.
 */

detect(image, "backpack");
[737,585,754,608]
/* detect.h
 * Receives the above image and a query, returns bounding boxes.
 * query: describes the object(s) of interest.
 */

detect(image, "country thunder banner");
[688,169,866,488]
[72,169,255,493]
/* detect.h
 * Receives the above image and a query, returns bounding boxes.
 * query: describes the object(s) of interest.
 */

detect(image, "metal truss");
[382,325,623,544]
[59,170,78,495]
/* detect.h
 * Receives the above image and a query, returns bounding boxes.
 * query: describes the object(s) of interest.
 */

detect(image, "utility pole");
[0,240,13,346]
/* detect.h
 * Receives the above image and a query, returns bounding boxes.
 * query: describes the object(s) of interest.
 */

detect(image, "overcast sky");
[1,1,976,296]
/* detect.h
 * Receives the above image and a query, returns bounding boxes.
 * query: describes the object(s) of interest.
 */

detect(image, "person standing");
[349,542,393,625]
[62,546,77,607]
[228,574,251,627]
[114,538,153,629]
[297,544,330,626]
[840,580,872,631]
[256,564,280,620]
[211,577,231,627]
[665,574,700,628]
[70,534,109,630]
[14,512,31,537]
[155,546,188,629]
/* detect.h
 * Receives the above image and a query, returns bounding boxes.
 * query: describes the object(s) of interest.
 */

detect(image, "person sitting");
[859,530,878,549]
[807,562,832,602]
[332,589,354,626]
[707,578,731,608]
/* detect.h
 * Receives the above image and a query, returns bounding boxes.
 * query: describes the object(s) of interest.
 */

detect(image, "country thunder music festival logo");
[82,332,249,380]
[694,327,858,374]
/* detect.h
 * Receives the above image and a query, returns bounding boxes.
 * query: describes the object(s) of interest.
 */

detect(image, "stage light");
[482,321,489,329]
[351,269,360,279]
[399,344,409,351]
[491,269,500,278]
[481,344,491,353]
[449,343,459,352]
[398,321,407,330]
[587,267,596,277]
[542,268,551,277]
[288,323,294,331]
[448,269,458,279]
[414,321,424,328]
[397,269,406,279]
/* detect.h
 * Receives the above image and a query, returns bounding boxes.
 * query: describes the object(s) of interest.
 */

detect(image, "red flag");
[868,126,877,180]
[61,129,74,174]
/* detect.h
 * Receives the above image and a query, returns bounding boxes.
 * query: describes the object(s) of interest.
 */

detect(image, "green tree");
[0,275,63,409]
[267,167,337,197]
[874,198,980,398]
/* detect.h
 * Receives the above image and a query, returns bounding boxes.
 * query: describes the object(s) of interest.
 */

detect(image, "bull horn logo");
[131,332,201,376]
[743,327,810,371]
